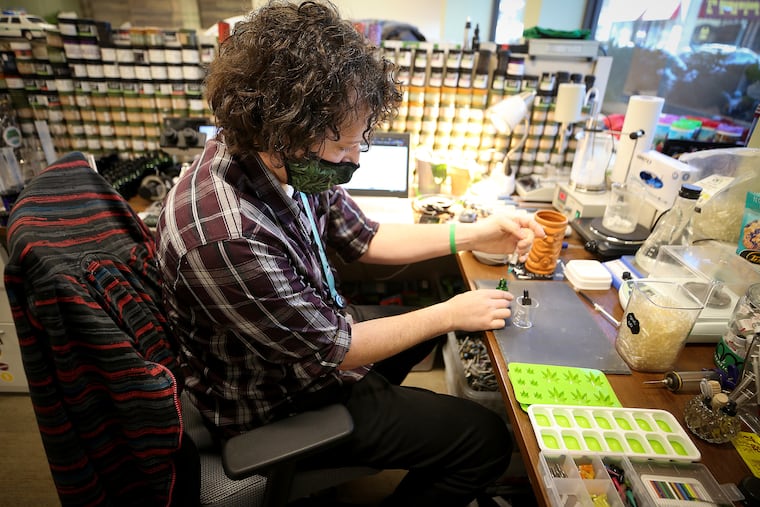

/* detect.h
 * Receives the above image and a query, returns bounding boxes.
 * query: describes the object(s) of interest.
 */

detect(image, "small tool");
[643,370,721,392]
[577,291,620,327]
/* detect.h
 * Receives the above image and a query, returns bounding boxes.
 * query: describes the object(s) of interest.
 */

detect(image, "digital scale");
[515,175,568,202]
[552,181,608,220]
[618,278,741,343]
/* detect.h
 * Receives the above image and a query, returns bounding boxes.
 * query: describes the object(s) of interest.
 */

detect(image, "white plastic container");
[539,451,743,507]
[565,260,612,290]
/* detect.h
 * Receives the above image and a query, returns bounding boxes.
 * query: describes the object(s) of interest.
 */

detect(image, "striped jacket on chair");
[4,152,185,507]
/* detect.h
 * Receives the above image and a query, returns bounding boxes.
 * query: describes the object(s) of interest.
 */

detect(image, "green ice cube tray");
[528,404,701,461]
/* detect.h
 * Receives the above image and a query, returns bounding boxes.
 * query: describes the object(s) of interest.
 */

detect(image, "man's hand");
[443,289,515,331]
[469,214,546,263]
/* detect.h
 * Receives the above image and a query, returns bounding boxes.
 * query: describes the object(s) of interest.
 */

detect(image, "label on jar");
[714,337,745,373]
[694,174,734,209]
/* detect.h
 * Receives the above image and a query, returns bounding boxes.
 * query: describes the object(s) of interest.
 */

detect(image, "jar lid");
[699,119,720,129]
[679,183,702,199]
[672,118,702,129]
[657,113,680,125]
[717,123,744,135]
[746,283,760,308]
[710,392,729,411]
[700,379,721,398]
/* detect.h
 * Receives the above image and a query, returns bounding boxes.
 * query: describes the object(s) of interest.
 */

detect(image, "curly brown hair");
[205,0,402,166]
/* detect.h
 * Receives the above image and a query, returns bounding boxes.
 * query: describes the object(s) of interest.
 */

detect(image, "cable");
[373,263,412,281]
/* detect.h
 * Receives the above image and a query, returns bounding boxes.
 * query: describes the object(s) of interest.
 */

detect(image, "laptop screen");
[340,132,410,198]
[198,124,219,141]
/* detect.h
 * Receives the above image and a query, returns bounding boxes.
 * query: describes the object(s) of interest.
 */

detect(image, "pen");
[577,291,620,327]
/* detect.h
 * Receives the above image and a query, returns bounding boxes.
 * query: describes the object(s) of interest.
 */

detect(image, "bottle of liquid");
[634,183,702,273]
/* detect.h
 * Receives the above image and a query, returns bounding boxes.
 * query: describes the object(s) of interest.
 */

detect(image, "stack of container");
[0,17,215,161]
[0,36,52,178]
[2,26,604,185]
[380,41,588,182]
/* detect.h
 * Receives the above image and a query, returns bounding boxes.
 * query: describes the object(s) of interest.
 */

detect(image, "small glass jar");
[683,395,740,444]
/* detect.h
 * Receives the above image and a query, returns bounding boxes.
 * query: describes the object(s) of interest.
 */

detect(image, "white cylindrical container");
[554,83,585,125]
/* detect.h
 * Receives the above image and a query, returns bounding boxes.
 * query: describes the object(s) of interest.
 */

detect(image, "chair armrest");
[221,403,354,480]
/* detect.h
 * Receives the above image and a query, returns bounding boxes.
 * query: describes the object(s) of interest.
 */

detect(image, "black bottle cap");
[679,183,702,199]
[476,50,490,74]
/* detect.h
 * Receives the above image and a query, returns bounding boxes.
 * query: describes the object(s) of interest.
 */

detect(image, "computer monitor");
[198,124,219,141]
[340,132,410,198]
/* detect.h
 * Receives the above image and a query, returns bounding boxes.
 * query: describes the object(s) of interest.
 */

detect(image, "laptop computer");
[341,132,415,223]
[341,132,410,197]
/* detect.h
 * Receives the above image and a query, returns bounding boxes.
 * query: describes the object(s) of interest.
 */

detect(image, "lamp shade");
[486,91,536,134]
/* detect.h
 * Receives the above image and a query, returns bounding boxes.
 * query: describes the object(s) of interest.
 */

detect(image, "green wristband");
[449,222,457,255]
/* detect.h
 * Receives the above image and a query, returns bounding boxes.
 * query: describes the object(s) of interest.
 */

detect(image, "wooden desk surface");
[456,233,751,507]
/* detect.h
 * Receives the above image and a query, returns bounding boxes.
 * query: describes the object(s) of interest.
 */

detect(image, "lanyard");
[299,192,345,308]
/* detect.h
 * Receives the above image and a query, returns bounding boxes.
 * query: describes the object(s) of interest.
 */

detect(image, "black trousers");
[301,305,514,507]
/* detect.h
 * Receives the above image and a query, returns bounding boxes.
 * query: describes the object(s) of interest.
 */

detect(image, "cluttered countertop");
[455,233,756,506]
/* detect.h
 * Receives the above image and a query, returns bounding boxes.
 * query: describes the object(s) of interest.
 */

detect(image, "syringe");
[643,370,721,392]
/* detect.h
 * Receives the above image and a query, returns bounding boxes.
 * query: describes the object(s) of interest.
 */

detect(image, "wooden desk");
[456,233,751,507]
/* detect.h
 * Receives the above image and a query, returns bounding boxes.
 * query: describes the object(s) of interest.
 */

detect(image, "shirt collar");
[236,151,302,223]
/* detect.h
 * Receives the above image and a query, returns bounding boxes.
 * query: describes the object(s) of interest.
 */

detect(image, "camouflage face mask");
[285,158,360,194]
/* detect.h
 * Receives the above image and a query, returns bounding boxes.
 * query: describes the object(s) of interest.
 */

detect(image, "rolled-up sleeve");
[325,186,379,262]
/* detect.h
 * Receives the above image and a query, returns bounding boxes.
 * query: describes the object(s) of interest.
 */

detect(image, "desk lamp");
[485,90,536,195]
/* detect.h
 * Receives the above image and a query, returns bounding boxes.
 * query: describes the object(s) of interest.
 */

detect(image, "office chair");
[3,151,376,507]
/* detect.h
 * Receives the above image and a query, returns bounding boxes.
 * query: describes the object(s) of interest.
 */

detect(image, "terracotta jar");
[525,209,568,275]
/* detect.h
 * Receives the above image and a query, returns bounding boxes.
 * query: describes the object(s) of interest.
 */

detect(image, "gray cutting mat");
[476,279,631,375]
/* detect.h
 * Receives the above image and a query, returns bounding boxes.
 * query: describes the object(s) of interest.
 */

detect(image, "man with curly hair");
[156,1,544,505]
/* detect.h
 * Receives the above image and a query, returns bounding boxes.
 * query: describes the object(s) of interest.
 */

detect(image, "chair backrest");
[4,152,185,506]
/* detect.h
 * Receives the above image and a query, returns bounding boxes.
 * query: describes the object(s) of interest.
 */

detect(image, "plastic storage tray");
[442,332,506,419]
[539,451,742,507]
[442,332,528,479]
[528,405,701,461]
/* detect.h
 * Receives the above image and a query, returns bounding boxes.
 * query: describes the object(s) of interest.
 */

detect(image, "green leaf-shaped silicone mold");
[508,362,622,410]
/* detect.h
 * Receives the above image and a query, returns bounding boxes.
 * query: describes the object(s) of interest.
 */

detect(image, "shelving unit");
[1,20,215,163]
